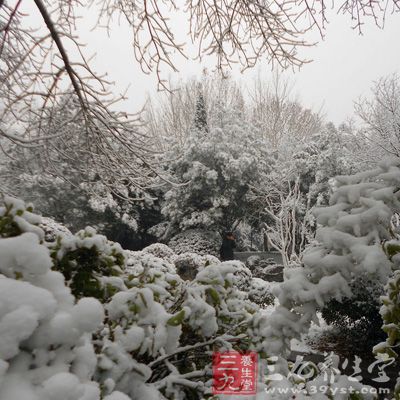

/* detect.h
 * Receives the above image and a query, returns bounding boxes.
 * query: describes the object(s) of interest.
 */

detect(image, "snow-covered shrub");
[50,227,126,301]
[40,216,73,242]
[173,252,220,280]
[7,172,139,246]
[0,196,42,239]
[261,160,400,356]
[248,278,275,307]
[374,240,400,398]
[124,249,182,307]
[168,229,220,256]
[246,254,262,269]
[0,196,128,400]
[321,273,386,354]
[200,254,221,267]
[377,245,400,359]
[141,242,176,263]
[97,286,185,399]
[228,260,253,291]
[381,272,400,398]
[96,256,264,398]
[185,263,258,337]
[0,196,379,399]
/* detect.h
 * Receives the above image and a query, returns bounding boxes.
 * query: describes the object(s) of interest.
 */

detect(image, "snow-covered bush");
[185,263,258,337]
[95,257,264,399]
[50,227,126,301]
[141,242,177,263]
[173,252,220,280]
[6,172,139,244]
[168,229,220,256]
[261,159,400,356]
[246,254,263,269]
[40,216,73,242]
[124,249,182,307]
[228,260,253,290]
[248,278,275,307]
[374,240,400,397]
[321,273,386,354]
[0,196,128,400]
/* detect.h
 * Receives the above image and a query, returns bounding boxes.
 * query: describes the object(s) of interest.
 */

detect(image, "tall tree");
[161,99,272,237]
[193,87,209,134]
[356,73,400,161]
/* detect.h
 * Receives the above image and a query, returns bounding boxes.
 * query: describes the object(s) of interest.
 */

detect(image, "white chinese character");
[241,355,253,367]
[241,378,253,391]
[242,367,253,378]
[216,374,240,391]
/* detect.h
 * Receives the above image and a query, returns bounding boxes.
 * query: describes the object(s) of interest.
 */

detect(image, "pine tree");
[193,86,209,134]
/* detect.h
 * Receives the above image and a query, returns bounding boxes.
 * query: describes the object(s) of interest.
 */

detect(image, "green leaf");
[139,292,148,308]
[15,271,23,280]
[129,304,140,314]
[167,309,185,326]
[384,243,400,259]
[206,287,220,305]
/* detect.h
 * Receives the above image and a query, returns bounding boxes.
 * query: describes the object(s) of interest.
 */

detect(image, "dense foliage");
[161,96,272,237]
[321,273,386,355]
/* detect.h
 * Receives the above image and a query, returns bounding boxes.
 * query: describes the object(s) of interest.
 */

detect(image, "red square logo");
[212,351,257,395]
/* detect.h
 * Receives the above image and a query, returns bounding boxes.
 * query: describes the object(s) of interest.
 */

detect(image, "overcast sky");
[23,3,400,126]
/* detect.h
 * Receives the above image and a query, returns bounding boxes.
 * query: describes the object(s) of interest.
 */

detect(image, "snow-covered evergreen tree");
[193,87,209,134]
[161,95,272,237]
[279,123,357,206]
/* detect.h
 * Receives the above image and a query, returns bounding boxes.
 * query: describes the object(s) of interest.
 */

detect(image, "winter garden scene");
[2,0,400,399]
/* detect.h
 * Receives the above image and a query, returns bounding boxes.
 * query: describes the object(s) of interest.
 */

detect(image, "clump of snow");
[0,232,52,278]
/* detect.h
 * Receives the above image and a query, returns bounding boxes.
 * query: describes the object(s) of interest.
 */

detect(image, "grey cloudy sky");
[23,3,400,125]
